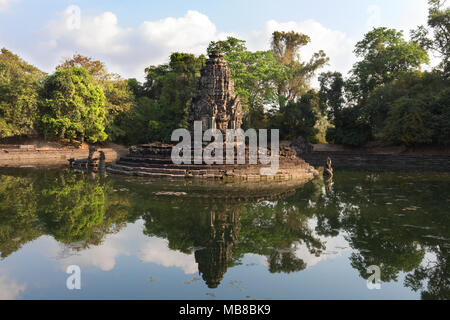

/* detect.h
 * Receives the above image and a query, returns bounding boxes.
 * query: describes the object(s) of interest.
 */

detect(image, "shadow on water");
[0,168,448,299]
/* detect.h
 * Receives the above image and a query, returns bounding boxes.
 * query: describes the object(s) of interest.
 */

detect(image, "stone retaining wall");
[301,151,450,171]
[0,146,128,168]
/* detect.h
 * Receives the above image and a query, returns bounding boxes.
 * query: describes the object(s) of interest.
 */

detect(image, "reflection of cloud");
[41,220,198,275]
[52,222,138,272]
[294,235,349,268]
[0,275,26,300]
[258,219,350,270]
[46,216,344,275]
[139,238,198,275]
[59,244,122,271]
[288,218,350,269]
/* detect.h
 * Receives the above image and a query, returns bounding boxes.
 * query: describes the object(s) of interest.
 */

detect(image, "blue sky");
[0,0,431,82]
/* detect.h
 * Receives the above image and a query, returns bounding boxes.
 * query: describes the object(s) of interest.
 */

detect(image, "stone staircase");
[107,144,318,182]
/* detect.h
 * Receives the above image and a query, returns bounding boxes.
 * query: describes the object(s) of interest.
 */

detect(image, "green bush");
[377,72,450,146]
[0,48,44,138]
[40,67,107,143]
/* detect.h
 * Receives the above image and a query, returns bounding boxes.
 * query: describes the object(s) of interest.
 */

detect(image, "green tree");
[318,72,345,121]
[280,91,320,141]
[377,71,450,145]
[137,52,205,142]
[323,28,429,146]
[326,106,372,146]
[347,27,429,104]
[271,31,329,105]
[122,96,159,144]
[386,102,429,147]
[0,48,45,138]
[57,54,109,80]
[56,55,136,142]
[127,78,145,98]
[318,72,371,146]
[412,0,450,77]
[207,37,247,56]
[101,74,135,142]
[40,67,107,143]
[208,37,287,128]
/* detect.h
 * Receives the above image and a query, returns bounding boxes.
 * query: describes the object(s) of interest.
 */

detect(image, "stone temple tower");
[188,51,243,133]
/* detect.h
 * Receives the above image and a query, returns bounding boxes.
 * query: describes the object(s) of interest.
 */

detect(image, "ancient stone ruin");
[106,51,318,183]
[188,51,242,132]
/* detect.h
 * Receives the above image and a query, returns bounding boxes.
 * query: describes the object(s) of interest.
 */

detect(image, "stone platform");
[106,144,319,183]
[0,143,128,168]
[106,52,318,184]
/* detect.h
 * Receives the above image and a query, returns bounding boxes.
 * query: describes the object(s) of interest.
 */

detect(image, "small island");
[0,0,448,302]
[107,51,318,184]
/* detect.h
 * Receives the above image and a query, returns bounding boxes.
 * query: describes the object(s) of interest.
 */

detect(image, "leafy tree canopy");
[348,27,429,104]
[271,31,329,104]
[0,48,45,138]
[40,67,107,143]
[56,54,135,142]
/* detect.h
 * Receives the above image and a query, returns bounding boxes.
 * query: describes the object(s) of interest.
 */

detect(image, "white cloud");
[0,0,17,12]
[2,1,440,84]
[0,275,26,300]
[36,7,356,85]
[37,9,230,81]
[140,10,222,53]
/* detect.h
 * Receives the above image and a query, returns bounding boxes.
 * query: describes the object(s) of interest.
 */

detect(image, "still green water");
[0,168,448,300]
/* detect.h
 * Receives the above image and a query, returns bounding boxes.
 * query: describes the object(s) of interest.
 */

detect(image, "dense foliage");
[0,0,448,147]
[208,33,328,141]
[40,67,107,143]
[56,54,136,142]
[321,0,450,146]
[0,49,44,138]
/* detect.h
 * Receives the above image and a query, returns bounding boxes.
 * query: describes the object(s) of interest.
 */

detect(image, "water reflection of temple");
[2,168,448,298]
[195,204,241,288]
[140,180,323,289]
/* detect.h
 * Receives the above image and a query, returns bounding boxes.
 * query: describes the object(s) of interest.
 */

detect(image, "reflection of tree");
[0,174,41,259]
[141,189,324,287]
[296,171,450,299]
[141,200,242,288]
[0,169,132,257]
[2,168,448,298]
[234,199,324,274]
[268,251,307,274]
[405,246,449,300]
[35,171,106,244]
